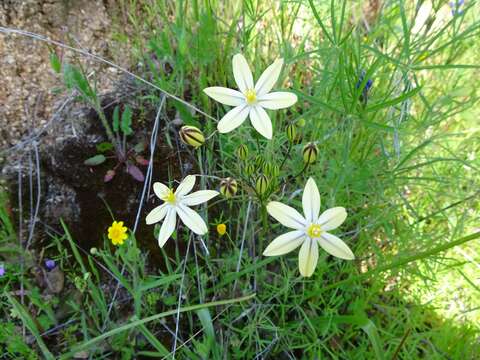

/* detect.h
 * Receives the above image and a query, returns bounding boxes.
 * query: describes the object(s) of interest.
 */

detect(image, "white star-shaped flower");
[203,53,297,139]
[263,177,355,277]
[145,175,219,247]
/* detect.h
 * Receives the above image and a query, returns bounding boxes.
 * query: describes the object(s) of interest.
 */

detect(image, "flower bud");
[244,164,256,176]
[286,124,297,143]
[263,162,279,178]
[216,223,227,236]
[219,177,238,198]
[297,118,306,127]
[255,174,269,195]
[255,155,265,167]
[237,144,248,161]
[179,126,205,148]
[302,142,318,165]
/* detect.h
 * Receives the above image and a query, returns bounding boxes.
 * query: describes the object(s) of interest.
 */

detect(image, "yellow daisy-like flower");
[217,223,227,236]
[108,221,128,246]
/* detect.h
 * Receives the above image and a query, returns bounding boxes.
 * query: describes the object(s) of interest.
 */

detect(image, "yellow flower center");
[245,89,257,104]
[307,224,322,238]
[163,189,176,204]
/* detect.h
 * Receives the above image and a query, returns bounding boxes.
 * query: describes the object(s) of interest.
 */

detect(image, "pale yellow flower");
[146,175,219,247]
[263,178,354,277]
[204,53,297,139]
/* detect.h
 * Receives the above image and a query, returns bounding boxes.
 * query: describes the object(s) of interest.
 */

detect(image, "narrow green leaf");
[112,106,120,132]
[49,52,61,73]
[59,293,256,359]
[6,294,55,360]
[121,105,133,136]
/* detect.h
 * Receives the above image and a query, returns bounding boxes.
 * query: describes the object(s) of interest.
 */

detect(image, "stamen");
[245,89,257,104]
[163,189,176,204]
[307,224,322,238]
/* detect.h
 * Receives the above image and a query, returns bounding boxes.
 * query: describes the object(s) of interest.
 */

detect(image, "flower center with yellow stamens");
[307,224,322,238]
[163,189,176,204]
[245,89,257,104]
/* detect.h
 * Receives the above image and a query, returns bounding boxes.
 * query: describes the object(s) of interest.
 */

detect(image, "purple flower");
[45,259,56,270]
[0,264,5,277]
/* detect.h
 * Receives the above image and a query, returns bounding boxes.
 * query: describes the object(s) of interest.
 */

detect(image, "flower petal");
[249,106,272,139]
[182,190,219,206]
[257,92,297,110]
[302,177,320,223]
[203,87,245,107]
[254,58,283,96]
[298,237,319,277]
[263,230,305,256]
[158,208,177,247]
[318,207,347,231]
[217,105,250,133]
[146,203,168,225]
[153,182,170,199]
[176,204,208,235]
[318,232,355,260]
[232,53,254,93]
[175,175,196,197]
[267,201,306,230]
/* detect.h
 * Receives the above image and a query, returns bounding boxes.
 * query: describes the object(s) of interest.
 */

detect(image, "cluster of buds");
[179,126,205,148]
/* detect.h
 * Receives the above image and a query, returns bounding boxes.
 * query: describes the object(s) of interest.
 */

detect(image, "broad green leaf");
[84,154,106,166]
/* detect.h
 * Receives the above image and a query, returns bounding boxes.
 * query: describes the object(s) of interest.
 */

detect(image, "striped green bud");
[255,174,269,195]
[244,164,256,176]
[286,124,297,143]
[263,162,279,178]
[271,164,280,178]
[219,177,238,198]
[237,145,248,161]
[179,126,205,148]
[255,155,265,167]
[302,142,318,165]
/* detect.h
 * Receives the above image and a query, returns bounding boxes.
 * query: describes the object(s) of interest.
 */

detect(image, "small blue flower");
[0,264,5,277]
[356,70,373,92]
[45,259,56,270]
[449,0,465,16]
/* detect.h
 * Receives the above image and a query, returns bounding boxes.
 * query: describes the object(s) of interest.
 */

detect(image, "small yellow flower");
[217,223,227,236]
[108,221,128,246]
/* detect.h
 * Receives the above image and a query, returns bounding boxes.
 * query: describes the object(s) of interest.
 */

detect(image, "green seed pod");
[179,126,205,148]
[271,164,280,178]
[255,174,269,195]
[263,162,273,175]
[302,142,319,165]
[244,164,256,176]
[237,144,248,161]
[297,118,306,127]
[255,155,265,167]
[286,124,297,143]
[220,177,238,198]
